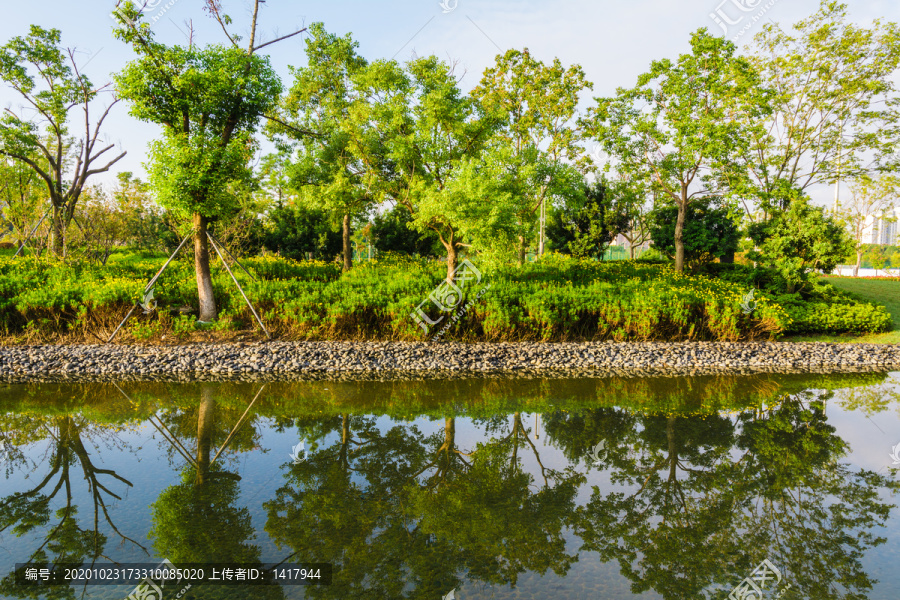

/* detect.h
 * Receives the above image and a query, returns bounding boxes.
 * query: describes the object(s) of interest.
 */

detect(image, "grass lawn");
[784,277,900,344]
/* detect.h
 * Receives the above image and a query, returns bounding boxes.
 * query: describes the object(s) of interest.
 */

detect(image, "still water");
[1,372,899,600]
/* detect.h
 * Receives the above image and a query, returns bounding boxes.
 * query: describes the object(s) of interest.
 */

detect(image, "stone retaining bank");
[1,341,899,383]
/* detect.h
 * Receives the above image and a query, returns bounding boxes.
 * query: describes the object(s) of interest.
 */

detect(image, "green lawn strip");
[783,277,900,344]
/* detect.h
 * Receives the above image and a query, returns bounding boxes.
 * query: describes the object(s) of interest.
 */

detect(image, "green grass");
[784,277,900,344]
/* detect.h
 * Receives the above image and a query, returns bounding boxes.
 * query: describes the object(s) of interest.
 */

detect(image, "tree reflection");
[0,414,146,599]
[547,392,899,600]
[148,384,284,600]
[265,412,584,599]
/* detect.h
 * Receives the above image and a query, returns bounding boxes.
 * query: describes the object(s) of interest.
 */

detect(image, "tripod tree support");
[104,231,270,343]
[13,206,51,258]
[207,231,270,339]
[105,232,193,343]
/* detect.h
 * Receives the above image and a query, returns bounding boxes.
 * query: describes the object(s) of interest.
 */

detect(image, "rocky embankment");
[1,341,899,383]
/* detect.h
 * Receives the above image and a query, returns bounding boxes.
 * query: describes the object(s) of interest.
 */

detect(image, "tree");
[612,175,654,259]
[735,2,900,218]
[113,0,299,321]
[373,56,510,280]
[471,48,592,263]
[0,26,126,256]
[546,178,629,260]
[649,197,741,270]
[269,24,381,273]
[748,195,852,293]
[371,204,442,256]
[584,30,771,272]
[842,175,897,276]
[262,201,342,261]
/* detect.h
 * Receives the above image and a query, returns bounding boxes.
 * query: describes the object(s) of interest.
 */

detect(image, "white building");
[863,208,900,246]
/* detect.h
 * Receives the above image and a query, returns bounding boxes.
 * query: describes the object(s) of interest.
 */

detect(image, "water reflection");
[0,373,898,599]
[0,412,148,596]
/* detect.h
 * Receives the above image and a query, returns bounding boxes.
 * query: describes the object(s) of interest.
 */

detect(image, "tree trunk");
[517,235,527,266]
[854,248,862,277]
[667,415,677,484]
[446,243,458,283]
[196,385,215,486]
[674,199,686,272]
[51,204,65,257]
[193,213,217,322]
[628,241,635,260]
[342,213,352,272]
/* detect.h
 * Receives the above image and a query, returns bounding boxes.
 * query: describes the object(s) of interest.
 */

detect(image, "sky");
[2,0,899,204]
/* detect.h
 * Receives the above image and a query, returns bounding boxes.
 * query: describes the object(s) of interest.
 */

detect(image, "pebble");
[0,341,899,383]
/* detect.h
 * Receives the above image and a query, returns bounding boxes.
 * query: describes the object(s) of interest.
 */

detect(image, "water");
[1,372,899,599]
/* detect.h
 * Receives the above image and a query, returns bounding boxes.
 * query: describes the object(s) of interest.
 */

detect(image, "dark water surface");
[1,372,899,599]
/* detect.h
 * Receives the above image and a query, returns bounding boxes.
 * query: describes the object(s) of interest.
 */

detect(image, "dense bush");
[649,198,741,269]
[0,251,890,342]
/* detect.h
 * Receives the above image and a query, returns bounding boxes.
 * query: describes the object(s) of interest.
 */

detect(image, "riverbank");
[2,341,899,383]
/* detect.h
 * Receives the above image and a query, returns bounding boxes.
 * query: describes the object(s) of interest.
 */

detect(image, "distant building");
[863,208,900,246]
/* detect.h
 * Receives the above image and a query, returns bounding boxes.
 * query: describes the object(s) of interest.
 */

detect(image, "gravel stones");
[1,341,899,383]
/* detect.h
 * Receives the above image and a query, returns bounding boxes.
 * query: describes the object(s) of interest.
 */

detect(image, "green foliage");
[1,249,891,341]
[546,178,629,259]
[585,29,771,272]
[114,29,281,220]
[739,2,900,206]
[783,300,892,334]
[262,201,342,261]
[649,197,740,270]
[268,23,383,271]
[371,205,442,256]
[847,245,900,269]
[471,48,594,259]
[748,196,853,293]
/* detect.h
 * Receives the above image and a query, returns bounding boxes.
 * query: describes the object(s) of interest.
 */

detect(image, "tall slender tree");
[736,1,900,218]
[472,49,592,264]
[113,0,302,321]
[268,23,380,272]
[584,30,771,272]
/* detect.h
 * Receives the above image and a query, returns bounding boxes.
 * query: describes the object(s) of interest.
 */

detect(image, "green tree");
[0,26,126,256]
[649,197,741,270]
[472,48,592,263]
[748,195,852,293]
[841,175,897,276]
[113,1,293,321]
[546,177,629,260]
[371,204,442,257]
[584,30,771,272]
[735,2,900,218]
[372,56,510,280]
[263,201,342,261]
[269,24,382,272]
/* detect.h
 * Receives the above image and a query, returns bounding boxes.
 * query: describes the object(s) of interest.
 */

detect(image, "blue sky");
[2,0,899,201]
